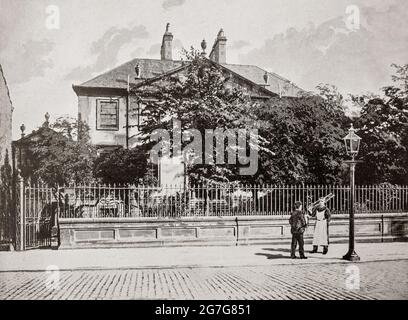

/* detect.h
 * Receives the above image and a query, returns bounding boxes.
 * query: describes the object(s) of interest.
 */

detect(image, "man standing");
[309,199,331,254]
[289,201,308,259]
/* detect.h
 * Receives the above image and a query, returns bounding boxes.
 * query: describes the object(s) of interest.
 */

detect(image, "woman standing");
[308,199,331,254]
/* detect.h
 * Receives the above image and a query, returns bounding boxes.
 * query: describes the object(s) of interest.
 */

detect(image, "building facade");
[73,24,302,151]
[0,64,13,247]
[0,64,13,172]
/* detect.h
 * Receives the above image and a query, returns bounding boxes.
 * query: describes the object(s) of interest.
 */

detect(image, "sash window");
[97,99,119,130]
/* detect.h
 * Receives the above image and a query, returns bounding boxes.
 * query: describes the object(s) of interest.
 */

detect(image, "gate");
[17,181,55,250]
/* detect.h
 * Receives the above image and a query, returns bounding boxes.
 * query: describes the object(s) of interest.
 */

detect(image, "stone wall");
[78,94,127,147]
[58,213,408,249]
[0,64,13,170]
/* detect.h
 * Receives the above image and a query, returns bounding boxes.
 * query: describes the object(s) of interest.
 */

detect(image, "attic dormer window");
[96,99,119,130]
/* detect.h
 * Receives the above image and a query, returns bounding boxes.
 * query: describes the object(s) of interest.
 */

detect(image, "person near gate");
[308,199,331,254]
[289,201,308,259]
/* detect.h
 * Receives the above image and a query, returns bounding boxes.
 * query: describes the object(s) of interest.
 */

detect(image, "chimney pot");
[218,29,225,38]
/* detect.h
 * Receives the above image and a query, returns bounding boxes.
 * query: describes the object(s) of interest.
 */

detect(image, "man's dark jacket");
[289,209,307,234]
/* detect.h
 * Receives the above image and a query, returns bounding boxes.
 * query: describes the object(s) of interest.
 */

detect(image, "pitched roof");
[131,58,276,98]
[74,58,303,97]
[78,58,184,90]
[222,63,303,97]
[13,126,67,145]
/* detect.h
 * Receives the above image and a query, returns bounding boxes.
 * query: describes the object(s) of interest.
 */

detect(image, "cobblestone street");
[1,260,407,300]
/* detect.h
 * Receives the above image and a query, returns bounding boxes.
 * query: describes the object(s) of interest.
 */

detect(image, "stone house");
[72,24,303,184]
[73,24,302,151]
[0,64,13,247]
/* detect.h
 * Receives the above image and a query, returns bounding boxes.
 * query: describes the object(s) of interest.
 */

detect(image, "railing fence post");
[18,176,25,251]
[51,184,60,249]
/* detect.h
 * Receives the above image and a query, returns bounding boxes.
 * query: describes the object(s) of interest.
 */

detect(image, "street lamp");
[342,123,362,261]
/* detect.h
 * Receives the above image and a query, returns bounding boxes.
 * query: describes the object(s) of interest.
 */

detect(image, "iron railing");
[55,183,408,219]
[23,185,54,249]
[7,182,407,250]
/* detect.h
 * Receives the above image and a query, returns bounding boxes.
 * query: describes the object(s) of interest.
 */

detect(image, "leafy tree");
[354,64,408,184]
[253,88,349,184]
[93,144,154,185]
[18,117,96,187]
[0,150,12,188]
[126,48,406,186]
[0,151,15,245]
[131,48,271,184]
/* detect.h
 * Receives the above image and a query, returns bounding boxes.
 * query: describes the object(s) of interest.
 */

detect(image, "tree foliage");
[18,117,96,187]
[253,89,349,184]
[93,144,154,185]
[132,48,271,184]
[127,49,357,185]
[19,59,405,187]
[74,57,408,186]
[0,150,13,242]
[354,64,408,184]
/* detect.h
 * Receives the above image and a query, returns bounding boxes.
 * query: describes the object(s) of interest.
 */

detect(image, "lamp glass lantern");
[343,124,361,159]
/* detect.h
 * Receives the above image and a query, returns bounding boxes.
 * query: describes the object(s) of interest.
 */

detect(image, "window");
[96,99,119,130]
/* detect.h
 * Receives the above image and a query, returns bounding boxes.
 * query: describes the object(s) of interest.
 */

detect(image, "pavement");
[1,242,407,300]
[0,242,408,271]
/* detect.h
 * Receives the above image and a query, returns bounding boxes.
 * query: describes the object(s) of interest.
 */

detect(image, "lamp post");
[342,124,362,261]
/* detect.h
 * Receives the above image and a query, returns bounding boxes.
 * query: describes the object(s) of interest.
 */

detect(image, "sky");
[1,0,407,139]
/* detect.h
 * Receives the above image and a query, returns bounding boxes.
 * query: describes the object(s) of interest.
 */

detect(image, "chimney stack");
[209,28,227,64]
[160,23,173,60]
